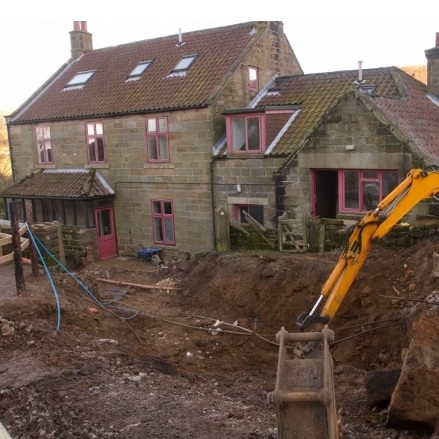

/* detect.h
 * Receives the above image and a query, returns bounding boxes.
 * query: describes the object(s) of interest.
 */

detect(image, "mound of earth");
[1,235,439,438]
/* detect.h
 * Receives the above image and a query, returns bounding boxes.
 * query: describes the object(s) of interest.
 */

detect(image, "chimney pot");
[81,21,87,32]
[436,32,439,47]
[73,21,80,30]
[358,60,363,82]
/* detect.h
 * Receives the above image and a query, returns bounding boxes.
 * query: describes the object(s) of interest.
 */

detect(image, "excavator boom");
[271,167,439,438]
[298,167,439,330]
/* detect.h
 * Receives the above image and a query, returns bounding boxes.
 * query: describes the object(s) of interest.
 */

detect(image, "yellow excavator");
[269,167,439,438]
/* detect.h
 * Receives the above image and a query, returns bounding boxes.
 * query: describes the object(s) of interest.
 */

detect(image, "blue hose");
[25,223,62,330]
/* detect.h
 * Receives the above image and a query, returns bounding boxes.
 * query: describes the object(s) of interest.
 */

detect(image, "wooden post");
[55,221,66,265]
[10,201,26,295]
[25,200,39,277]
[215,206,230,252]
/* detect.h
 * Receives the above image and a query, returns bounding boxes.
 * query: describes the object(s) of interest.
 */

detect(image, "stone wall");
[320,218,439,252]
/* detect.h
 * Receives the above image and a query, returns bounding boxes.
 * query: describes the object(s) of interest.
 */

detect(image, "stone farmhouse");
[3,21,301,260]
[3,22,439,261]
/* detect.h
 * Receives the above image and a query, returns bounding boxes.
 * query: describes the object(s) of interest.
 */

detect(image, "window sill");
[144,163,175,169]
[85,163,109,169]
[35,163,56,169]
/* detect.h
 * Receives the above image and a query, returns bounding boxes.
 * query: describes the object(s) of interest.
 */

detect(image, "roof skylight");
[64,70,96,90]
[127,60,153,81]
[169,55,197,76]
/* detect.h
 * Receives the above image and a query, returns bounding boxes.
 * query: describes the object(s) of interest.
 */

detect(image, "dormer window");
[224,106,298,155]
[64,70,96,90]
[127,60,152,81]
[248,66,259,92]
[226,113,265,153]
[168,55,197,77]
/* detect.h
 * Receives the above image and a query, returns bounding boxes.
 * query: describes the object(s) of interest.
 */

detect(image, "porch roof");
[1,169,115,200]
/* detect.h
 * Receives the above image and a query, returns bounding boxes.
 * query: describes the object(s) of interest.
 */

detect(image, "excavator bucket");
[268,327,339,439]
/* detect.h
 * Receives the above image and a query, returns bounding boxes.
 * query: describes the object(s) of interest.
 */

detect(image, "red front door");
[95,207,117,260]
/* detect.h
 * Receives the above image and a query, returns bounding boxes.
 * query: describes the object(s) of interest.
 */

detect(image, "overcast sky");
[1,0,438,112]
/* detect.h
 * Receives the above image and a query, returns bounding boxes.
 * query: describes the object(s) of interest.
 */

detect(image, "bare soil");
[1,236,439,439]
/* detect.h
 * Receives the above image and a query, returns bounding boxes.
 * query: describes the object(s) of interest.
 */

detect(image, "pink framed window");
[339,169,398,212]
[35,126,53,164]
[233,204,264,225]
[86,122,105,163]
[146,117,169,162]
[151,200,175,245]
[226,114,266,153]
[248,66,259,92]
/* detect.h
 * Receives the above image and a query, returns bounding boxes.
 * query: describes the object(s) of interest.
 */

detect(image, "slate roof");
[1,169,115,199]
[254,67,439,163]
[10,22,264,124]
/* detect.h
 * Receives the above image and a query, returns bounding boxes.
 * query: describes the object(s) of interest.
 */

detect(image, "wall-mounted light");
[236,183,241,193]
[345,144,356,151]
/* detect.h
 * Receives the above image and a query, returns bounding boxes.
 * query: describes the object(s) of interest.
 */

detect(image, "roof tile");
[1,169,114,199]
[11,22,259,123]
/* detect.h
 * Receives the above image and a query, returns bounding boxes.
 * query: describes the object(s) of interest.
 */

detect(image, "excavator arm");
[297,167,439,331]
[270,167,439,439]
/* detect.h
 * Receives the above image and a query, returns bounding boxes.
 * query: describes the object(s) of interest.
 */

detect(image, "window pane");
[164,201,173,215]
[46,142,52,162]
[88,140,95,161]
[174,55,195,70]
[148,118,157,132]
[152,201,161,214]
[74,201,85,226]
[363,182,379,210]
[154,217,163,241]
[96,123,103,135]
[247,118,260,150]
[249,205,264,225]
[164,218,174,242]
[149,137,158,160]
[36,127,43,139]
[97,138,105,161]
[363,171,378,179]
[34,200,44,222]
[65,200,75,225]
[382,172,398,197]
[43,127,51,138]
[232,118,245,151]
[158,118,167,132]
[158,135,168,159]
[54,200,64,223]
[38,142,45,162]
[344,171,359,208]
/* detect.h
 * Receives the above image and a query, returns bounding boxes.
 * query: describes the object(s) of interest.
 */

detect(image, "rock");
[388,315,439,428]
[1,322,14,336]
[364,368,401,408]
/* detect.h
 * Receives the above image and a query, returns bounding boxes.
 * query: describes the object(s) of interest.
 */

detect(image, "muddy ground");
[1,235,439,438]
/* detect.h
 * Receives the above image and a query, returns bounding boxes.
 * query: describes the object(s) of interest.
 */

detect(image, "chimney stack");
[425,32,439,98]
[70,21,93,59]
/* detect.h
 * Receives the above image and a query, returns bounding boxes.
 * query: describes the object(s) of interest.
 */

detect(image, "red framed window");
[339,170,398,213]
[86,122,105,163]
[146,117,169,162]
[35,126,53,164]
[248,66,259,92]
[151,200,175,245]
[226,114,265,153]
[233,204,264,226]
